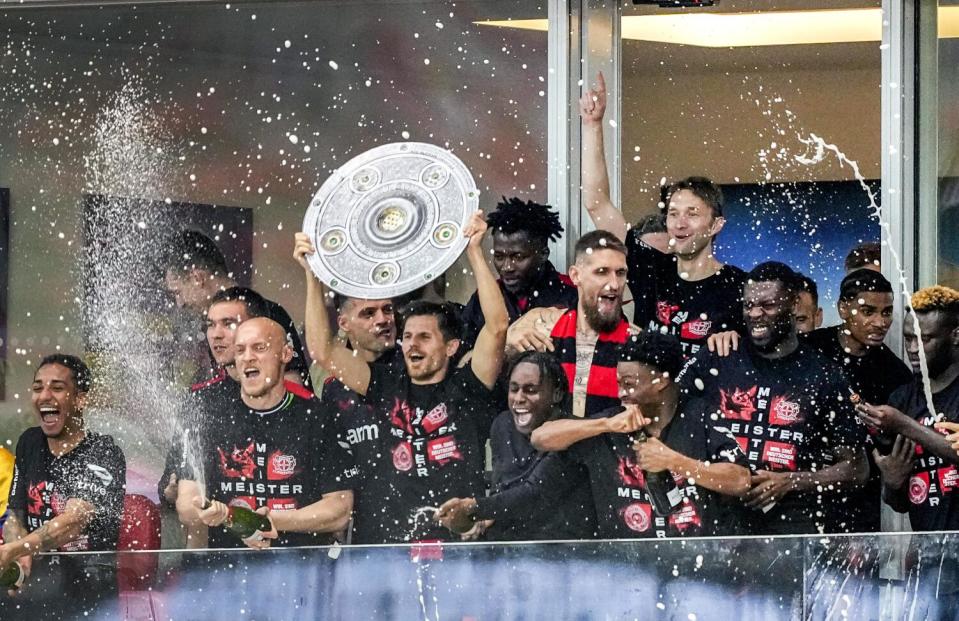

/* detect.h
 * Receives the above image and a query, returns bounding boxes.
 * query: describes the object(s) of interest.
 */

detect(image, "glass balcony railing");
[1,531,957,620]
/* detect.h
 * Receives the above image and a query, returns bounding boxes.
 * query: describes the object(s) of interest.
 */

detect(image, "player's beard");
[582,296,622,333]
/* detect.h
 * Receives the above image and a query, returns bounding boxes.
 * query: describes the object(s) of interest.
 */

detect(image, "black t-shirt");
[460,261,578,348]
[8,428,126,552]
[624,230,746,358]
[158,372,242,506]
[888,375,959,532]
[477,403,746,539]
[485,411,595,541]
[678,341,866,534]
[804,326,913,532]
[804,326,913,406]
[184,390,357,548]
[350,364,498,544]
[321,347,404,483]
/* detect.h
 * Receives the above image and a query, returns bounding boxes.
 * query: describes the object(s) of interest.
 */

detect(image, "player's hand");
[435,498,477,534]
[293,232,316,272]
[162,473,179,506]
[934,421,959,453]
[0,546,29,596]
[194,497,229,528]
[633,436,678,473]
[744,470,796,509]
[605,404,651,435]
[242,507,278,550]
[507,314,556,353]
[873,434,916,490]
[579,71,607,126]
[463,210,488,250]
[855,402,910,435]
[707,331,740,356]
[459,519,493,542]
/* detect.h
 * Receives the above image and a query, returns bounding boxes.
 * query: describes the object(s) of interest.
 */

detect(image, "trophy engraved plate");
[303,142,479,298]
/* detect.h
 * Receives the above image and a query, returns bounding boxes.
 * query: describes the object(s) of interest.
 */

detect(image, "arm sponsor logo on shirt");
[85,463,115,487]
[267,498,297,512]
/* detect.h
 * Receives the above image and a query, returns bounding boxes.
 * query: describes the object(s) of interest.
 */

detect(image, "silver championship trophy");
[302,142,480,299]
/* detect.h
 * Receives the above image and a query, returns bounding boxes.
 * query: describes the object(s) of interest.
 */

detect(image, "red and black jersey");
[889,375,959,531]
[7,428,126,552]
[476,402,747,538]
[158,370,313,505]
[625,231,746,358]
[678,341,866,534]
[180,389,358,548]
[550,309,629,417]
[349,364,498,544]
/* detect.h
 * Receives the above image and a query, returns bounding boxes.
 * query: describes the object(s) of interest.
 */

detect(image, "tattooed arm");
[0,498,96,565]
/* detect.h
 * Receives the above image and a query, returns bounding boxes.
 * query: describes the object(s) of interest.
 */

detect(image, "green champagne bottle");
[631,430,684,517]
[202,499,272,540]
[0,561,24,590]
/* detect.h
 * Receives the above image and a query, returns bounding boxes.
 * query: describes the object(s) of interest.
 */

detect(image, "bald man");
[175,318,357,549]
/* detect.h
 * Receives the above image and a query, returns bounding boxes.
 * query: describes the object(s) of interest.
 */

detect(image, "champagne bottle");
[632,430,684,517]
[0,561,24,590]
[202,500,272,541]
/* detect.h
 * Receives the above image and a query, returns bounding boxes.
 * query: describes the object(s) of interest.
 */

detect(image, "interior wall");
[619,56,881,224]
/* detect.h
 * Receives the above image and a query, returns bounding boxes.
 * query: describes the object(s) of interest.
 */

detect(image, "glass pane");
[619,0,882,331]
[1,533,958,618]
[938,1,959,289]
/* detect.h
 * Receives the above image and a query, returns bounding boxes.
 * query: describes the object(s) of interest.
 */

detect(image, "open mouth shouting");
[597,290,620,315]
[407,350,426,365]
[38,404,63,432]
[512,407,533,429]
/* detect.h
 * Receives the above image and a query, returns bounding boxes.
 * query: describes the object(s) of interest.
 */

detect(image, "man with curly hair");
[857,285,959,531]
[460,197,578,347]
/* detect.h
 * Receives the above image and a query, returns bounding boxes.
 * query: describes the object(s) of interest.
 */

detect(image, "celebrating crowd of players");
[2,81,959,596]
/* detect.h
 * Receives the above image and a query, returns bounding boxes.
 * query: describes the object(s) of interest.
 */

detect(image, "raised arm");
[295,232,372,395]
[465,211,508,389]
[580,71,628,241]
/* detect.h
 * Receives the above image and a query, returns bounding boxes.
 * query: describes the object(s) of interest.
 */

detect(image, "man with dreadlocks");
[460,197,577,348]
